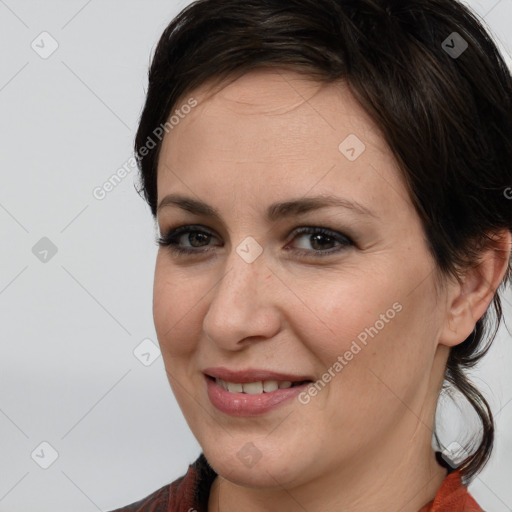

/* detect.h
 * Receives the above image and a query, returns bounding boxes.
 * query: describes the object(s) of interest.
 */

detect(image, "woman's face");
[153,69,450,489]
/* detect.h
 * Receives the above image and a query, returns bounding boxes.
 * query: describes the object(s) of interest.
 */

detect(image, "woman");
[110,0,512,510]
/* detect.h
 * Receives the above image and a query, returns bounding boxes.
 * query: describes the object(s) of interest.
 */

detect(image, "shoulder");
[418,467,484,512]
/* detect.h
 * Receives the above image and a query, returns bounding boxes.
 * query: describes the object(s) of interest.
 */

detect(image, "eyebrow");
[157,193,377,222]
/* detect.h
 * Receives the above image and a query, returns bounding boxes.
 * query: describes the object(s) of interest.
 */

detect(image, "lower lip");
[205,376,310,416]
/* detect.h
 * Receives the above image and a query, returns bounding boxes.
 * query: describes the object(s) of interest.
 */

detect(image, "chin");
[202,441,311,489]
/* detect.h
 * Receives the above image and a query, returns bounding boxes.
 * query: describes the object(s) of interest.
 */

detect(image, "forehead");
[191,69,388,145]
[156,68,410,218]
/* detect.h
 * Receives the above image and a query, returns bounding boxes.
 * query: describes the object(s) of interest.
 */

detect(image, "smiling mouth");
[207,375,312,394]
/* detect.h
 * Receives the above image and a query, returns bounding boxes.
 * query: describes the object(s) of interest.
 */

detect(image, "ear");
[439,230,512,348]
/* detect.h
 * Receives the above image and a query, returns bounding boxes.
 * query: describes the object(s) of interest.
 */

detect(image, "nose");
[202,246,282,351]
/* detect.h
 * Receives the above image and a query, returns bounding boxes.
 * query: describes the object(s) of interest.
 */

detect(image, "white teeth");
[215,378,296,393]
[243,381,263,394]
[227,382,243,393]
[263,380,279,392]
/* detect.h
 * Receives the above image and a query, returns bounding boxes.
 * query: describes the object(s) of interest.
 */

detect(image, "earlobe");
[439,229,512,348]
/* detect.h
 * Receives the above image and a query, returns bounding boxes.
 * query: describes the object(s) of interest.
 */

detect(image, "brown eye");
[157,225,219,255]
[288,227,353,257]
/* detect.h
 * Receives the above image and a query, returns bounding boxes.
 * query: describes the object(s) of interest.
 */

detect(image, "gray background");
[0,1,511,510]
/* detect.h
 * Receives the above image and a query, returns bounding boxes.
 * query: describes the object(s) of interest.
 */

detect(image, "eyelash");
[156,224,354,258]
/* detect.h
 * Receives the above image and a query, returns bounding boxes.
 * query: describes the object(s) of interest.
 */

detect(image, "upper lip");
[203,367,313,383]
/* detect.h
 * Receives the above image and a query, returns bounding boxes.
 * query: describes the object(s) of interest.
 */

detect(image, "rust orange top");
[418,468,483,512]
[108,453,483,512]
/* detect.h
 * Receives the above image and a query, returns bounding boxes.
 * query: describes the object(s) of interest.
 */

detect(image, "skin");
[152,69,511,512]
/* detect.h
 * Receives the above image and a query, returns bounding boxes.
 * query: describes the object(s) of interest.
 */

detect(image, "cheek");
[297,266,438,393]
[152,257,204,359]
[291,270,405,362]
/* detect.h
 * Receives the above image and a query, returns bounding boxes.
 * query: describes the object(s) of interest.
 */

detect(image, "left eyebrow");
[156,193,377,221]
